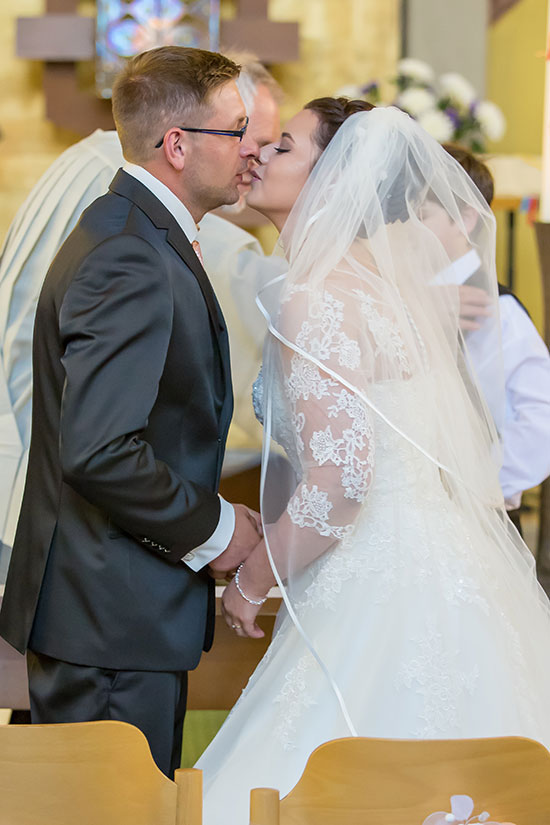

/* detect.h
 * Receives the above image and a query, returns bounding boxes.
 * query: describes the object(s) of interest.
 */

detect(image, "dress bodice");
[253,366,442,500]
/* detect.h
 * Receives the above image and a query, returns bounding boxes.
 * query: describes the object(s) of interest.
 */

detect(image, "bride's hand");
[221,577,266,639]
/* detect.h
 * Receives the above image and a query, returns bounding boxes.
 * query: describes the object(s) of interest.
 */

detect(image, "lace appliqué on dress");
[354,289,412,378]
[293,526,397,614]
[285,353,337,404]
[295,291,361,370]
[273,651,317,751]
[287,485,354,542]
[396,618,479,737]
[327,389,374,501]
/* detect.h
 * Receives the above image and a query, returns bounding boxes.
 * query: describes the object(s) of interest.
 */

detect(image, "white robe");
[0,130,123,565]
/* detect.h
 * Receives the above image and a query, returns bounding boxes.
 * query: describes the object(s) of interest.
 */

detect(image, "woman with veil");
[196,99,550,823]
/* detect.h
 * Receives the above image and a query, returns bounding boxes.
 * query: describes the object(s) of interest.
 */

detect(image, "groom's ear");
[461,205,479,236]
[162,128,186,172]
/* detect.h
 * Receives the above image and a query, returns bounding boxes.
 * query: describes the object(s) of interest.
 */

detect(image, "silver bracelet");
[235,563,267,606]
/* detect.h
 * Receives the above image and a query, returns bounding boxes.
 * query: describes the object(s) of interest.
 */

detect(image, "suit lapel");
[164,222,225,333]
[109,170,225,336]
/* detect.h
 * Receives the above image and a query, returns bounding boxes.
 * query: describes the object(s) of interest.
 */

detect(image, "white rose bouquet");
[335,59,506,152]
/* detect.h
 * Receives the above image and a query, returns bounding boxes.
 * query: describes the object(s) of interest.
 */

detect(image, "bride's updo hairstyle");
[302,97,405,224]
[304,97,375,156]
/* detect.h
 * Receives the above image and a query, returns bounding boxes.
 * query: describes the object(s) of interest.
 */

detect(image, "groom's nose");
[239,131,261,163]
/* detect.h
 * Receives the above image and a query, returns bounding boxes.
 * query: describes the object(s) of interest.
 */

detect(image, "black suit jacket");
[0,170,233,671]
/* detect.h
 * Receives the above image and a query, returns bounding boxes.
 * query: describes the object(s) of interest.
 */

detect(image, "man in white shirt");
[428,144,550,534]
[0,53,284,584]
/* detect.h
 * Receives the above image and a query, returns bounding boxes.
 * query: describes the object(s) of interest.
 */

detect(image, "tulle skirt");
[196,479,550,825]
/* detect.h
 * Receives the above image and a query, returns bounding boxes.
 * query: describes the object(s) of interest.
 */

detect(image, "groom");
[0,46,262,776]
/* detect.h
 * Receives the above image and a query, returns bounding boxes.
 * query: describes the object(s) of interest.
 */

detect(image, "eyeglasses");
[155,116,249,149]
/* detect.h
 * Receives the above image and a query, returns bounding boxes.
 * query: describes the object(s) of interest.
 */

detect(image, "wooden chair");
[249,736,550,825]
[0,720,202,825]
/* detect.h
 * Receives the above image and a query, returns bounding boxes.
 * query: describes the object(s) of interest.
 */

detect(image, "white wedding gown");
[196,368,550,825]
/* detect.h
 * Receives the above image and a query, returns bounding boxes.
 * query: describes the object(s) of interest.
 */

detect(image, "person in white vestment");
[195,98,550,825]
[0,55,284,582]
[0,131,123,582]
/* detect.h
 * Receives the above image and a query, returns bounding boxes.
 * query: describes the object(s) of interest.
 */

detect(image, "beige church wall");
[267,0,399,118]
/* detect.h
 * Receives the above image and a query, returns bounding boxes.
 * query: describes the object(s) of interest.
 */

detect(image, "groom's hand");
[458,284,492,331]
[208,504,262,579]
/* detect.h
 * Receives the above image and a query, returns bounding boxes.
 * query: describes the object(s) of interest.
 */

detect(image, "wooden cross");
[222,0,299,63]
[16,0,299,135]
[489,0,522,24]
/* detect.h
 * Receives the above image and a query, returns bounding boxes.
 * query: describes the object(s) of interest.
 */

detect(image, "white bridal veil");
[256,106,550,734]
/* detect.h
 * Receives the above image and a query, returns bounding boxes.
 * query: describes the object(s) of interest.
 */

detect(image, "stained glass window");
[96,0,220,99]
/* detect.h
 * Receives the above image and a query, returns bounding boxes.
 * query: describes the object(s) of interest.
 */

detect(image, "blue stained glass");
[106,20,144,57]
[96,0,220,99]
[126,0,185,26]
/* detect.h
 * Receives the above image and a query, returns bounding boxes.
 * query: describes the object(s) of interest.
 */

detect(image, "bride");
[196,99,550,823]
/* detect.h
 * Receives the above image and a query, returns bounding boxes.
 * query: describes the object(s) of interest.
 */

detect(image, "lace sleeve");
[284,350,374,543]
[266,284,375,571]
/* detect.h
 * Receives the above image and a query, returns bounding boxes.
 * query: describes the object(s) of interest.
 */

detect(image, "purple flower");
[445,106,461,128]
[361,81,379,95]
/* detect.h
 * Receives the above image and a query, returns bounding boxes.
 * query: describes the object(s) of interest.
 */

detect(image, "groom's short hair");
[442,143,494,207]
[112,46,241,164]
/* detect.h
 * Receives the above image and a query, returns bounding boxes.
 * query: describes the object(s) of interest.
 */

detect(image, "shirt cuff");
[505,494,522,511]
[181,496,235,572]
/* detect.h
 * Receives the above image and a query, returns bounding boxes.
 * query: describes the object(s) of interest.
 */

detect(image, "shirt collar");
[433,248,482,286]
[122,162,198,242]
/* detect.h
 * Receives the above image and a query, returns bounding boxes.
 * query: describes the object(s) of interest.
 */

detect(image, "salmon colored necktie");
[192,239,204,267]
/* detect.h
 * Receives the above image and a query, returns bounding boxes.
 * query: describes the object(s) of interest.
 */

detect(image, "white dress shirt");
[447,250,550,508]
[122,163,235,570]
